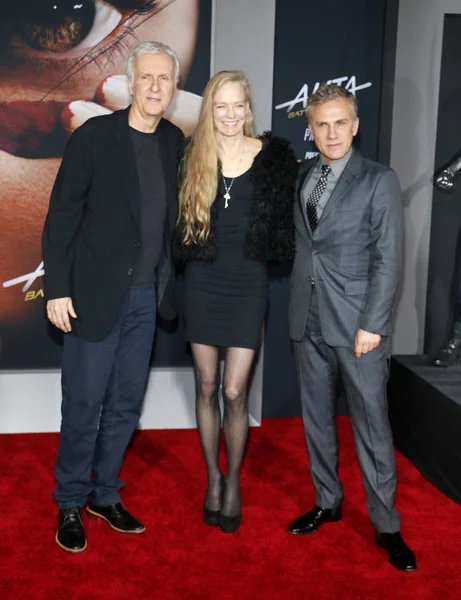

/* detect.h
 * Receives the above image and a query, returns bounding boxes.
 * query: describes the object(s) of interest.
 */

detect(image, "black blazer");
[42,107,183,342]
[173,133,298,263]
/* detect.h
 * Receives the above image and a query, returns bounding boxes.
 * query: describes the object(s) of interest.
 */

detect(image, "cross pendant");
[224,191,231,208]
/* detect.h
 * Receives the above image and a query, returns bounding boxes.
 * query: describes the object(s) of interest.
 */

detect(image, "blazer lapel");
[317,149,362,226]
[156,119,177,233]
[297,158,317,234]
[115,107,140,234]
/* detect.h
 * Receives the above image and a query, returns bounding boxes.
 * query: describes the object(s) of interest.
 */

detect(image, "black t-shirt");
[129,126,167,288]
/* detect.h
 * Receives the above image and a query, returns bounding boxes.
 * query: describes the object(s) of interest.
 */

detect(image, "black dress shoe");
[433,321,461,367]
[56,507,87,553]
[376,532,417,571]
[87,502,146,534]
[288,505,342,535]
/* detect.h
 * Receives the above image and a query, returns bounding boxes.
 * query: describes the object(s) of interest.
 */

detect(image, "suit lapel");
[156,119,177,233]
[297,157,317,234]
[115,107,140,233]
[317,149,362,227]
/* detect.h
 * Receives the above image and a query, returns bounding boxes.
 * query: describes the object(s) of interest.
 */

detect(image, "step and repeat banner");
[263,0,387,417]
[0,0,390,424]
[0,0,212,370]
[271,0,385,160]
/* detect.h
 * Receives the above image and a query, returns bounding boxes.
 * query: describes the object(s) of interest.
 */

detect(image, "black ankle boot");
[433,321,461,367]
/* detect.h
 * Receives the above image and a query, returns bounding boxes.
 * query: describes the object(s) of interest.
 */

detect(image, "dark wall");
[378,0,400,166]
[425,15,461,357]
[263,0,397,417]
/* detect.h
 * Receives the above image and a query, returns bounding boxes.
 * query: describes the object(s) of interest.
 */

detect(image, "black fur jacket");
[173,132,299,263]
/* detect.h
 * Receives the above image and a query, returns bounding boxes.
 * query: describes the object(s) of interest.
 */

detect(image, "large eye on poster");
[0,0,212,369]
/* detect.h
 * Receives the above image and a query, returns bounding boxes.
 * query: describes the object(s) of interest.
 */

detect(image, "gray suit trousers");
[293,289,400,533]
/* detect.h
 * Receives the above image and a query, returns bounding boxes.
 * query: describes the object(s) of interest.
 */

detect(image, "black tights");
[192,343,255,517]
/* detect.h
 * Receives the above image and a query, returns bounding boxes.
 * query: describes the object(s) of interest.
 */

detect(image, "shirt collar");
[316,147,353,178]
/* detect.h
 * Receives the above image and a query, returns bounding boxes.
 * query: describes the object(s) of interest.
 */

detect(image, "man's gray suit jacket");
[289,149,403,346]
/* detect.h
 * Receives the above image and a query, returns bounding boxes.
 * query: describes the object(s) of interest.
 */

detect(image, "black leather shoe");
[203,474,225,527]
[287,505,342,535]
[87,502,146,534]
[219,512,241,534]
[56,507,87,553]
[376,532,417,571]
[219,477,241,533]
[433,321,461,367]
[203,505,221,527]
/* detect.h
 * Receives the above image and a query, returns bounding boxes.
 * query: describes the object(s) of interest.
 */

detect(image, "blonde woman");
[174,71,298,533]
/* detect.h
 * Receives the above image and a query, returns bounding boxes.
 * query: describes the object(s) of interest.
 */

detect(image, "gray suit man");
[287,84,416,572]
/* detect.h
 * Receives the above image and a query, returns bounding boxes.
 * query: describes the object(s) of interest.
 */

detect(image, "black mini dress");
[184,165,267,350]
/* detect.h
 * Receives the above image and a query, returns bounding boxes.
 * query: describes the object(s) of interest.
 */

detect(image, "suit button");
[135,242,140,248]
[128,268,133,275]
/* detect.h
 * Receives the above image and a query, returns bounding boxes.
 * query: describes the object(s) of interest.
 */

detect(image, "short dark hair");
[307,83,358,123]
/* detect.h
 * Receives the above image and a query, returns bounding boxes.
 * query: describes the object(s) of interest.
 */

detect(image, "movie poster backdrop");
[0,0,212,369]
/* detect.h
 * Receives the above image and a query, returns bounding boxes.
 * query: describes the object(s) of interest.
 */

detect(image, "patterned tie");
[305,163,332,231]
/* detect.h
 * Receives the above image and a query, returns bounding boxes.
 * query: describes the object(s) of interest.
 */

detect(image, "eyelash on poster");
[37,17,135,83]
[39,0,177,101]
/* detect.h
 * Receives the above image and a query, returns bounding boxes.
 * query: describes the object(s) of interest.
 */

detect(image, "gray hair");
[126,41,181,85]
[307,83,358,123]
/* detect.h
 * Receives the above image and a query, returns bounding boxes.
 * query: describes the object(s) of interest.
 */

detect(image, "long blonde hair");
[178,70,255,245]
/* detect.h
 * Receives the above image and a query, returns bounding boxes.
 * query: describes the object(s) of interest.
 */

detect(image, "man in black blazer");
[42,41,183,553]
[288,84,416,571]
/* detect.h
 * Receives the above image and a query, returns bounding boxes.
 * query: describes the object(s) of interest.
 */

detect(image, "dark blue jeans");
[53,285,156,509]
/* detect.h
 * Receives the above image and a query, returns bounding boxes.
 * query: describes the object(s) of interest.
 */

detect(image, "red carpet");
[1,417,460,600]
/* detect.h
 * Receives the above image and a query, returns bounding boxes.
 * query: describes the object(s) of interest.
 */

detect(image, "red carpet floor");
[1,417,460,600]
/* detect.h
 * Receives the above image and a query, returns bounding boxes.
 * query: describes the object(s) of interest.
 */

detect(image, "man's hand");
[46,298,77,333]
[354,328,381,358]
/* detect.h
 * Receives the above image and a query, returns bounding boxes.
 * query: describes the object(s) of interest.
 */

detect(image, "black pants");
[53,285,156,509]
[455,271,461,322]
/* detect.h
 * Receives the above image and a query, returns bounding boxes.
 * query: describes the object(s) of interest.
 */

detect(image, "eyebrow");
[317,118,350,124]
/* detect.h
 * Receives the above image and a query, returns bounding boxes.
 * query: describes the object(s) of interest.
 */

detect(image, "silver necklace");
[220,153,243,208]
[221,175,235,209]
